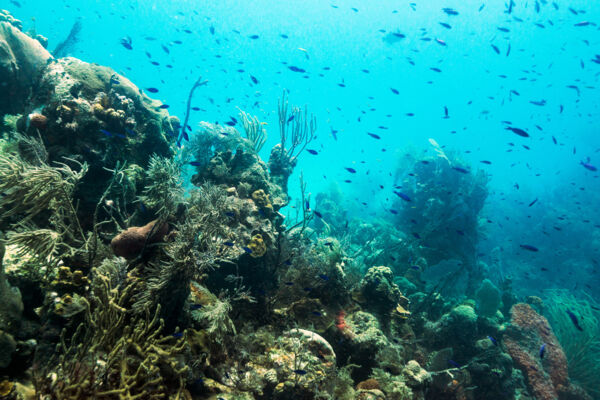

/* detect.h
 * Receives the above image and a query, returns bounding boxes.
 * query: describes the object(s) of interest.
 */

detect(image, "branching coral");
[0,151,87,225]
[239,109,267,154]
[276,91,316,164]
[544,289,600,399]
[35,257,190,399]
[190,283,236,344]
[138,154,184,220]
[268,92,317,195]
[131,183,234,328]
[52,19,82,58]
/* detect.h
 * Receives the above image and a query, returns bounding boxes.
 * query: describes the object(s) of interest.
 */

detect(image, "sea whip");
[177,76,208,147]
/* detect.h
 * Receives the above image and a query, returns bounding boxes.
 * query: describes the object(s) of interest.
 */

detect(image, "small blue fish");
[242,246,253,254]
[146,87,159,93]
[367,132,381,139]
[448,359,461,368]
[190,304,203,310]
[225,212,235,217]
[284,281,294,286]
[390,88,399,95]
[248,34,259,39]
[318,274,330,281]
[345,167,357,173]
[100,129,113,137]
[311,311,322,317]
[158,104,170,109]
[189,161,202,166]
[488,336,498,346]
[442,7,459,15]
[506,126,529,137]
[223,241,235,247]
[172,332,183,338]
[293,369,307,375]
[394,191,411,202]
[452,166,469,174]
[288,66,306,73]
[520,244,539,252]
[120,36,133,50]
[539,343,546,359]
[566,309,584,331]
[314,211,323,218]
[307,149,318,155]
[581,161,597,172]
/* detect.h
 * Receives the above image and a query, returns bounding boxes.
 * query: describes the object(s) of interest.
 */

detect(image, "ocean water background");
[8,0,600,299]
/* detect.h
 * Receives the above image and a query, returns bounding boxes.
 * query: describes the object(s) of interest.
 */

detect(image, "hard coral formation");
[0,15,52,114]
[505,303,589,400]
[359,266,407,316]
[0,241,23,369]
[476,278,502,317]
[247,234,267,258]
[1,22,177,221]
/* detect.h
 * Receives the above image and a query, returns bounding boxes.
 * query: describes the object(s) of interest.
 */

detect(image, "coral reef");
[0,241,23,369]
[393,150,488,293]
[476,278,502,318]
[190,122,288,210]
[0,14,52,114]
[0,14,596,400]
[505,303,590,400]
[543,290,600,399]
[358,266,408,317]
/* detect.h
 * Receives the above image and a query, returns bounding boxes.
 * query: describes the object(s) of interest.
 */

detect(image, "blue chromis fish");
[519,244,539,252]
[566,309,584,331]
[394,191,411,202]
[488,336,498,346]
[539,343,546,359]
[293,369,307,375]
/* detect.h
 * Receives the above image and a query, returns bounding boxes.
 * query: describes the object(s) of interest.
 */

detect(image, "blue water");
[8,0,599,299]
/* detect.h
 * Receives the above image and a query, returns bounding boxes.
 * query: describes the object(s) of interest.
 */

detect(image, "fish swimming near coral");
[566,309,584,331]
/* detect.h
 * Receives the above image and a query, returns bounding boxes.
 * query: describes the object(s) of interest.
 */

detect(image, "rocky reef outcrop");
[1,13,177,228]
[505,303,591,400]
[0,11,51,114]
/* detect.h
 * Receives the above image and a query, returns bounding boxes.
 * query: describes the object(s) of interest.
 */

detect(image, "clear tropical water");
[18,0,597,297]
[2,0,600,399]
